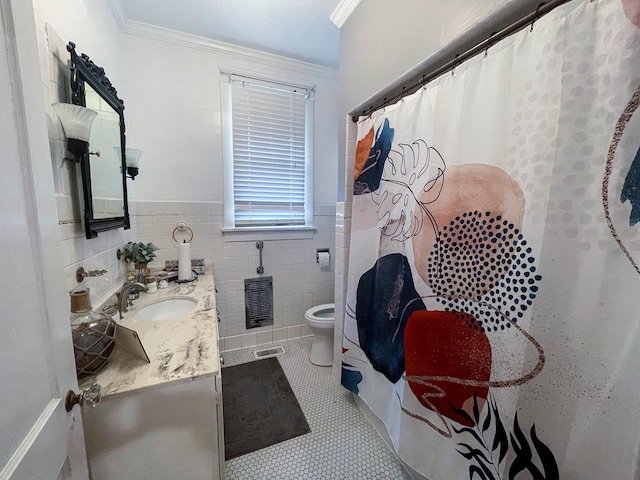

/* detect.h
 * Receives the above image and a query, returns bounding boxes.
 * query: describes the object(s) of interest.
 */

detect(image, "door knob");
[65,383,102,412]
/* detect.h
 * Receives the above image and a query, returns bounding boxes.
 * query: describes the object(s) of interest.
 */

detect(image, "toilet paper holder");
[316,248,330,264]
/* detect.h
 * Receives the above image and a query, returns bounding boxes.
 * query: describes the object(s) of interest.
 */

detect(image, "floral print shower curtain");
[342,1,640,478]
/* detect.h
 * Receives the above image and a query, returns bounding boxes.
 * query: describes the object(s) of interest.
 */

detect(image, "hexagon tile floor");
[222,338,412,480]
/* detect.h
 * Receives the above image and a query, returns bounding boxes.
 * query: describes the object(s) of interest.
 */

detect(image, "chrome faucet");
[117,282,147,318]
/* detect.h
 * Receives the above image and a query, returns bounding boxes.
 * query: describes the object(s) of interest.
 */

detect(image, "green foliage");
[122,241,157,264]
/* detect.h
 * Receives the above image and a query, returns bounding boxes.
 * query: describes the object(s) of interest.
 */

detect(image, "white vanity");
[80,273,225,480]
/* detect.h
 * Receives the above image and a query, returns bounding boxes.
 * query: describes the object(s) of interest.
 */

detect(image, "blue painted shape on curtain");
[341,363,363,394]
[355,253,426,383]
[621,145,640,226]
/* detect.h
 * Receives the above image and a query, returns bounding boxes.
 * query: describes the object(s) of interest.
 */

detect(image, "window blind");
[230,76,309,227]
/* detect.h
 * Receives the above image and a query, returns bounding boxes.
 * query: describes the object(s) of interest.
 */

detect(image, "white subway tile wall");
[130,201,335,346]
[38,22,136,305]
[332,118,357,379]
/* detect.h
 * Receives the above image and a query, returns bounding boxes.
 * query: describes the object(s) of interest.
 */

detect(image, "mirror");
[67,42,130,239]
[85,84,124,219]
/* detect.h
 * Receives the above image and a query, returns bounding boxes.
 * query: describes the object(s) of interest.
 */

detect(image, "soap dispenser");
[69,287,117,377]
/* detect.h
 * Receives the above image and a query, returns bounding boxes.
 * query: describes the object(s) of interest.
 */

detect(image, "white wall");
[339,0,516,113]
[31,0,136,305]
[131,200,336,349]
[117,23,339,346]
[122,26,339,205]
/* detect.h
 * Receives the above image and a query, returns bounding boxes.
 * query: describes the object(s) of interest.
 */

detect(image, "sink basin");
[134,297,198,322]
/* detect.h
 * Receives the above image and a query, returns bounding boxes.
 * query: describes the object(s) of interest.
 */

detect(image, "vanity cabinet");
[82,374,224,480]
[80,274,224,479]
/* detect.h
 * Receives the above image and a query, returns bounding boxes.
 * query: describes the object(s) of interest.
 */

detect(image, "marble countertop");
[79,273,220,398]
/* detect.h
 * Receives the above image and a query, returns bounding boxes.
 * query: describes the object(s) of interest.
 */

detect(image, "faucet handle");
[76,267,107,282]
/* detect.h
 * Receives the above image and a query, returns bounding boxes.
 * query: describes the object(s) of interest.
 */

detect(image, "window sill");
[221,225,317,242]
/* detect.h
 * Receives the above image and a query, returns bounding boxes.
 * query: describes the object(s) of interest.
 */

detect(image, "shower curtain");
[341,1,640,478]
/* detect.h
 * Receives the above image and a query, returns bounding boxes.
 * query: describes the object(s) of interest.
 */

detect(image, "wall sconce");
[114,147,143,180]
[52,103,98,161]
[125,148,143,180]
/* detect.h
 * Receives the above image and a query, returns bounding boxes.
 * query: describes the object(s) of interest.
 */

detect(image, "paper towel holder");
[173,223,197,283]
[316,248,330,264]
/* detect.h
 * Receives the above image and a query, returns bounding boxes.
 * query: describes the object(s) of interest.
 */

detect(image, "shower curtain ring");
[451,54,460,76]
[485,31,498,57]
[530,2,545,32]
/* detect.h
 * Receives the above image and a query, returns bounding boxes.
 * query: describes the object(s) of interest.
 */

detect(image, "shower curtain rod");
[349,0,573,122]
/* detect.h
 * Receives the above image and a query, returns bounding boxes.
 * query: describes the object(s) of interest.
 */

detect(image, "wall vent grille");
[244,276,273,329]
[253,345,286,359]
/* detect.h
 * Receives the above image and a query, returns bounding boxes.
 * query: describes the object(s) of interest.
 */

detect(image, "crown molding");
[105,0,337,79]
[330,0,362,28]
[109,15,337,81]
[105,0,128,31]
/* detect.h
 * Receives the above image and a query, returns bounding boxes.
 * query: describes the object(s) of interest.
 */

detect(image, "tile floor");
[222,338,412,480]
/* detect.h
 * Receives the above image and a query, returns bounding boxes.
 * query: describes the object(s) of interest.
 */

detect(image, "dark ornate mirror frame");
[67,41,130,239]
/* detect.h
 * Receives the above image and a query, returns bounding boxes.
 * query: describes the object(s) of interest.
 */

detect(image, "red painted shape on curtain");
[404,310,492,427]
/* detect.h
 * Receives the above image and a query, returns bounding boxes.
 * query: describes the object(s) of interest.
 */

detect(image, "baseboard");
[221,333,313,353]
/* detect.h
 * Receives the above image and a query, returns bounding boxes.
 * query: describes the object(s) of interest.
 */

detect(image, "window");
[221,73,314,229]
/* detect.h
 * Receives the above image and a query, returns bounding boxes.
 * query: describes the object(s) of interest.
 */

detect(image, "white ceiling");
[119,0,342,68]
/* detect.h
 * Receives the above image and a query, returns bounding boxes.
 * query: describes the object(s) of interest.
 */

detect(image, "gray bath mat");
[222,356,310,460]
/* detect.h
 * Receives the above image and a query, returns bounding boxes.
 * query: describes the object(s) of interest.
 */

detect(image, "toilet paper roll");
[178,241,192,281]
[318,251,330,267]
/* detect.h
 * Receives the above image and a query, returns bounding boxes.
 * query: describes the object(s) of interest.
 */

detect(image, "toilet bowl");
[304,303,335,366]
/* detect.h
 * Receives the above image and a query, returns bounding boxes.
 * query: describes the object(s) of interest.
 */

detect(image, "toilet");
[304,303,335,366]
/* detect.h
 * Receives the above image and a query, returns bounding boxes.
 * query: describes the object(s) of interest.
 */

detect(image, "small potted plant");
[122,241,158,272]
